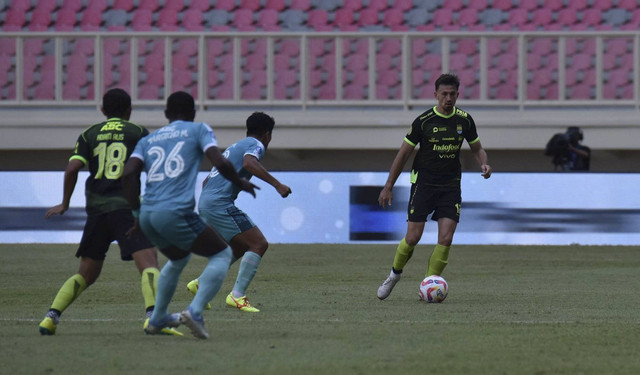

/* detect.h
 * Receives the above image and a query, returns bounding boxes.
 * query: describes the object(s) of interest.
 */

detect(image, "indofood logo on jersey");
[432,144,460,152]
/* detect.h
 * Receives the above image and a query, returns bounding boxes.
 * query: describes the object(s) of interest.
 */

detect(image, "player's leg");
[225,227,267,312]
[39,215,109,335]
[426,189,461,277]
[180,225,232,339]
[427,218,457,276]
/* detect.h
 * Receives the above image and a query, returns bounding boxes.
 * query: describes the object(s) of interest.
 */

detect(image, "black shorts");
[407,183,461,223]
[76,209,154,261]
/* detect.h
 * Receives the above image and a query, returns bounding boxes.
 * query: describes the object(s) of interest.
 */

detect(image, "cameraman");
[545,127,590,171]
[566,126,590,171]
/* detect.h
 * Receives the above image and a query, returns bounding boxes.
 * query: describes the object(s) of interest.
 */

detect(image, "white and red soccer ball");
[419,275,448,303]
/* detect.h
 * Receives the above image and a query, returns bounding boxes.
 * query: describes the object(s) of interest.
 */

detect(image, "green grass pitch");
[1,243,640,375]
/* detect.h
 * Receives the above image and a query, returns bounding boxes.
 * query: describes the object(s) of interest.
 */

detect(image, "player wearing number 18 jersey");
[39,89,179,336]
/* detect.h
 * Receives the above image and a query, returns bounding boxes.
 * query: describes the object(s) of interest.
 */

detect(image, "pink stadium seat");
[358,9,379,28]
[0,39,16,56]
[176,39,198,57]
[383,9,408,31]
[241,0,262,11]
[113,0,134,11]
[309,39,327,57]
[380,39,401,56]
[278,39,300,57]
[33,81,55,100]
[164,0,185,11]
[378,70,399,87]
[602,53,618,70]
[529,38,553,56]
[442,0,463,10]
[274,54,292,69]
[241,83,264,100]
[80,9,103,31]
[467,0,488,10]
[265,0,286,11]
[569,83,593,99]
[368,0,389,11]
[36,0,57,13]
[531,8,552,27]
[450,53,468,71]
[567,0,588,10]
[258,9,281,31]
[24,39,44,55]
[276,69,298,86]
[393,0,413,11]
[492,0,513,11]
[618,0,637,10]
[29,10,52,31]
[345,54,367,71]
[605,38,629,56]
[526,53,543,70]
[606,70,631,86]
[233,9,256,31]
[207,39,227,58]
[138,83,161,100]
[432,8,454,29]
[592,0,614,10]
[86,0,107,12]
[172,69,195,90]
[138,0,159,11]
[343,83,366,99]
[376,53,393,71]
[62,0,83,12]
[63,82,83,100]
[308,9,331,31]
[458,8,480,29]
[507,8,529,28]
[214,0,236,11]
[343,0,363,11]
[182,9,205,31]
[290,0,311,10]
[3,10,27,31]
[132,9,153,31]
[334,8,356,31]
[455,39,478,55]
[9,0,31,12]
[245,53,266,70]
[172,54,191,70]
[143,69,164,86]
[103,39,123,56]
[526,82,543,100]
[245,69,267,86]
[543,0,563,10]
[157,8,179,31]
[190,0,211,12]
[570,53,593,70]
[55,9,77,31]
[556,8,577,28]
[581,9,602,28]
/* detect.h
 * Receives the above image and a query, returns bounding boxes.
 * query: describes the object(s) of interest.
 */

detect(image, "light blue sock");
[190,247,232,317]
[150,255,191,325]
[232,251,262,297]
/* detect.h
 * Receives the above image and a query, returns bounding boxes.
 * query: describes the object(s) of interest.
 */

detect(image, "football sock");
[150,255,191,324]
[45,309,61,324]
[50,273,88,313]
[141,267,160,311]
[427,244,450,276]
[232,251,262,298]
[190,247,232,317]
[392,238,415,274]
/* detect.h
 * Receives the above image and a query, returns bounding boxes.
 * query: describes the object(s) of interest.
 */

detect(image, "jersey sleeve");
[130,137,146,161]
[199,123,218,151]
[404,116,423,147]
[465,114,480,145]
[70,132,90,165]
[245,139,265,160]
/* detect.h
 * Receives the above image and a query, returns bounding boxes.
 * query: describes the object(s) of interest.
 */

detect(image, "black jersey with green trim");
[71,118,149,215]
[404,106,480,186]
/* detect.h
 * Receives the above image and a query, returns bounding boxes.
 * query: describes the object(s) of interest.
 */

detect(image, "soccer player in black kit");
[376,73,492,300]
[39,89,181,336]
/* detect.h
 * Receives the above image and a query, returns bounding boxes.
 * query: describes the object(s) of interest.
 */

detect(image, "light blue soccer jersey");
[198,136,264,209]
[131,120,217,211]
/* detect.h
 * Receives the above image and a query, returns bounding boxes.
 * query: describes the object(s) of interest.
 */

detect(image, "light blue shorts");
[139,209,207,251]
[199,205,256,243]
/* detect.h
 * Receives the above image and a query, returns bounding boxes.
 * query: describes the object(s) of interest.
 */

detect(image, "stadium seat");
[379,39,401,57]
[86,0,107,12]
[143,69,164,86]
[492,0,513,11]
[458,8,480,29]
[3,9,27,31]
[343,82,366,100]
[175,39,198,57]
[276,69,298,87]
[383,9,408,31]
[606,70,631,86]
[132,9,153,31]
[54,9,77,31]
[345,53,367,71]
[407,8,429,29]
[526,82,543,100]
[265,0,286,11]
[569,83,593,99]
[0,39,16,56]
[570,53,593,70]
[113,0,134,11]
[241,83,264,100]
[24,39,45,56]
[358,8,381,28]
[375,53,393,71]
[602,53,618,70]
[529,38,553,56]
[342,0,363,11]
[556,8,577,28]
[543,0,563,11]
[581,8,603,28]
[157,8,179,31]
[432,8,454,30]
[138,0,159,11]
[604,38,630,56]
[593,0,614,10]
[442,0,463,11]
[258,9,281,31]
[172,69,195,93]
[182,9,205,31]
[63,81,83,100]
[368,0,388,11]
[618,0,637,10]
[36,0,57,13]
[138,83,162,100]
[29,10,52,31]
[308,9,331,31]
[531,8,552,28]
[80,9,103,31]
[164,0,185,11]
[9,0,31,12]
[33,81,55,100]
[334,8,356,31]
[205,10,231,30]
[104,9,128,31]
[278,39,300,57]
[567,0,588,10]
[190,0,211,12]
[213,0,236,11]
[378,70,399,87]
[290,0,312,11]
[61,0,83,12]
[240,0,262,12]
[233,9,256,31]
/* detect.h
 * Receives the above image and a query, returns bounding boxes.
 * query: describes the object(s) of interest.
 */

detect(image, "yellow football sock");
[141,267,160,310]
[50,273,88,313]
[427,244,450,276]
[392,238,415,273]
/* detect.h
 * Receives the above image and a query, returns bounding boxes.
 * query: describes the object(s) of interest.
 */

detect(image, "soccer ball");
[419,275,448,303]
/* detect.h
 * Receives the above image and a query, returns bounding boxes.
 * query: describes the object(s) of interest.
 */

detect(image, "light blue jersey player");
[122,92,257,339]
[187,112,292,313]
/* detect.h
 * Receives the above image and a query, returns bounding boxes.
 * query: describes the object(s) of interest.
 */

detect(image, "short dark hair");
[102,88,131,118]
[246,112,275,136]
[435,73,460,91]
[165,91,195,121]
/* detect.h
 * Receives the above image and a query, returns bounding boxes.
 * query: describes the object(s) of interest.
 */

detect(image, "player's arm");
[243,154,291,198]
[122,156,144,211]
[204,146,258,198]
[469,140,492,179]
[45,158,84,218]
[378,141,415,208]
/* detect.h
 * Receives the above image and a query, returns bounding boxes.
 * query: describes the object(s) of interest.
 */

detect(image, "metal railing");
[1,31,639,110]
